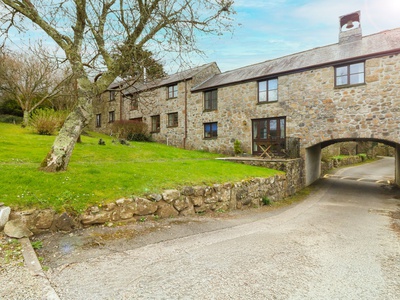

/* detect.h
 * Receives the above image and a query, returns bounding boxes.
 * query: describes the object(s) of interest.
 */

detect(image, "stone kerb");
[5,174,288,235]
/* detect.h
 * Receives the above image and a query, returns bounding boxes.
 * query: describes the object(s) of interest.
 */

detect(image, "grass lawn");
[0,123,280,213]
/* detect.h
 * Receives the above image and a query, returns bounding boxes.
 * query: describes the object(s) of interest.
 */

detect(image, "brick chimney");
[339,11,362,44]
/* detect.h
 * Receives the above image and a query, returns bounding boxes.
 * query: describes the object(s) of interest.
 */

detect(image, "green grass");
[331,155,348,160]
[0,123,280,213]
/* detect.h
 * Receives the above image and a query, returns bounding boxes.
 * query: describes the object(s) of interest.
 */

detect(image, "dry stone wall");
[5,174,291,235]
[321,155,363,175]
[220,158,304,196]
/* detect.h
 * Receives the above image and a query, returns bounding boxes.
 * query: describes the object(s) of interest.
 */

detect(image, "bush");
[29,109,68,135]
[358,153,367,161]
[0,114,23,124]
[112,120,152,142]
[262,196,271,206]
[0,99,23,116]
[234,139,243,155]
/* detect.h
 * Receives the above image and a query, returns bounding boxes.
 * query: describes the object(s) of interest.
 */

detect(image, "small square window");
[258,78,278,103]
[204,122,218,139]
[151,115,160,132]
[167,112,178,127]
[168,84,178,99]
[335,62,365,87]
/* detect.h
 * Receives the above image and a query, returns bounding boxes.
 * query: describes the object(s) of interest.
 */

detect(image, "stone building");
[93,11,400,186]
[92,62,221,148]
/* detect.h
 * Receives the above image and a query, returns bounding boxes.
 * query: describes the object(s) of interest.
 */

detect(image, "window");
[108,111,115,123]
[168,84,178,99]
[252,117,286,156]
[151,115,160,132]
[204,89,218,111]
[167,112,178,127]
[258,78,278,103]
[335,62,365,86]
[130,117,143,122]
[96,114,101,128]
[204,122,218,139]
[109,90,116,101]
[253,117,285,140]
[130,96,138,110]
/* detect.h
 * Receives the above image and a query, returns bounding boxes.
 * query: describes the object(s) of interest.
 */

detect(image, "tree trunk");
[22,110,30,127]
[40,94,93,172]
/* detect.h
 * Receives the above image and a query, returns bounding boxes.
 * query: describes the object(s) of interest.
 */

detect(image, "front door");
[252,117,286,156]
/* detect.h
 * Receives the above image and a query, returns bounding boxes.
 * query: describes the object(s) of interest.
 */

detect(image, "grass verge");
[0,123,281,213]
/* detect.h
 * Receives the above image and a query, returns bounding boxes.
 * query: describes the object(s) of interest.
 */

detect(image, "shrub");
[358,153,367,161]
[0,114,23,124]
[262,196,271,206]
[112,120,152,142]
[234,139,243,155]
[0,99,23,116]
[29,109,68,135]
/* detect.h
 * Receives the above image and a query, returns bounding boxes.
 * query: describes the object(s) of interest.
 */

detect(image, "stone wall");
[321,155,363,175]
[322,144,341,160]
[185,54,400,156]
[375,144,395,157]
[127,82,187,148]
[5,174,289,235]
[220,158,304,195]
[125,63,221,149]
[91,90,124,134]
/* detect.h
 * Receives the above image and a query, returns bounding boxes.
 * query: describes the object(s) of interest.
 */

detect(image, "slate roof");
[192,27,400,92]
[121,62,218,95]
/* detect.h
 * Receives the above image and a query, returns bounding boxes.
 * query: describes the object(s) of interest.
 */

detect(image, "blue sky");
[5,0,400,75]
[190,0,400,73]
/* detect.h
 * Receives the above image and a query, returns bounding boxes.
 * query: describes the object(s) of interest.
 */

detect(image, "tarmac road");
[43,157,400,300]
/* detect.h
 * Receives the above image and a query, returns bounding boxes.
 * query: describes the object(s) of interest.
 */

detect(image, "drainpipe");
[120,90,123,121]
[183,79,188,149]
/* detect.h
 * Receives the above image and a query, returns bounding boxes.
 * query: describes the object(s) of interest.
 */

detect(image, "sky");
[189,0,400,73]
[4,0,400,75]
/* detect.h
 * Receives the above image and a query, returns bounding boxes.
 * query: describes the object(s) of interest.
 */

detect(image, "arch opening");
[305,138,400,186]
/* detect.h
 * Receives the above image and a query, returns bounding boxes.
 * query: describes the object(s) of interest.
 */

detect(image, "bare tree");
[50,68,79,112]
[0,48,69,126]
[0,0,234,172]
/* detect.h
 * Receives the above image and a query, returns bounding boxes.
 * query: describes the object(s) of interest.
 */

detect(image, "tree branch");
[2,0,73,51]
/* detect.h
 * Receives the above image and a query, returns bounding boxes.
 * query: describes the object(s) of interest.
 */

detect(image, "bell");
[346,20,354,29]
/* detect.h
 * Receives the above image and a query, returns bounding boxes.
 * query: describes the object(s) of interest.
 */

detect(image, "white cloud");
[290,0,400,35]
[200,0,400,72]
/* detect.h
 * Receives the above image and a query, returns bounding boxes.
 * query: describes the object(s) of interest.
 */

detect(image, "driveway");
[4,158,400,299]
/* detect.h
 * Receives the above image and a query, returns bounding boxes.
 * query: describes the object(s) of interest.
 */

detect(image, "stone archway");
[305,138,400,186]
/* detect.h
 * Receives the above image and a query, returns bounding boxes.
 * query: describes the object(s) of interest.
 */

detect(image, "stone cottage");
[92,62,221,147]
[92,11,400,186]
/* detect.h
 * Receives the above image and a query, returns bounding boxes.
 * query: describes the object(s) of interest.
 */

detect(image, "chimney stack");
[339,11,362,44]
